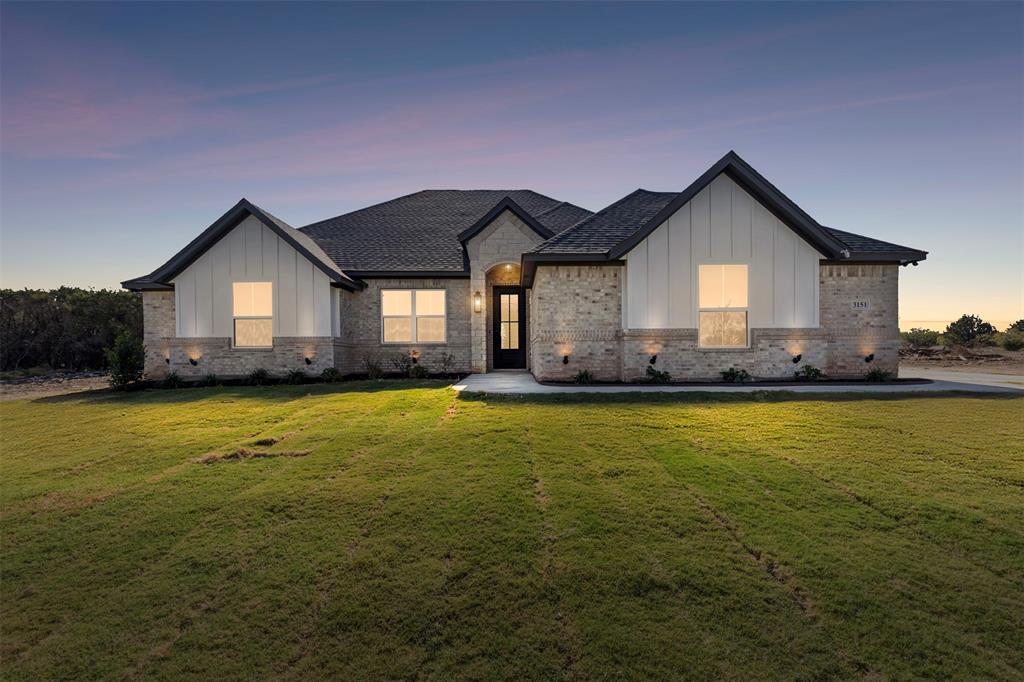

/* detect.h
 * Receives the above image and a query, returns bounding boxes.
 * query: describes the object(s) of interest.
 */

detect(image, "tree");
[1007,320,1024,333]
[943,314,995,347]
[105,331,144,389]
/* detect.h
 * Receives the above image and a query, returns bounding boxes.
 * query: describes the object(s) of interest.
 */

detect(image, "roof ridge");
[535,189,648,249]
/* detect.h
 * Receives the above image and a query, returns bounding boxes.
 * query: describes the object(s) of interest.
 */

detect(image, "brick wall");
[167,337,335,379]
[337,277,472,375]
[142,291,175,378]
[529,262,900,381]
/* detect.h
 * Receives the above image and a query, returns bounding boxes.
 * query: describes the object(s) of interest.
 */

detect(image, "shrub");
[161,371,183,389]
[389,353,412,376]
[247,368,270,386]
[285,369,307,385]
[409,363,429,379]
[645,365,671,384]
[321,367,343,382]
[720,367,751,383]
[794,365,824,381]
[1000,332,1024,352]
[1007,319,1024,334]
[438,353,455,375]
[573,369,594,385]
[362,355,384,379]
[944,314,995,347]
[105,331,144,390]
[865,367,894,382]
[901,328,940,349]
[199,373,219,387]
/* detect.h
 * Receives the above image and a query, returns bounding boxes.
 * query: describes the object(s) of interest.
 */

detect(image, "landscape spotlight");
[649,354,658,365]
[792,353,802,364]
[864,353,875,363]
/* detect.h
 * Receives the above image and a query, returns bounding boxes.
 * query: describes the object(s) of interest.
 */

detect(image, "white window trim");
[232,282,274,350]
[380,289,447,345]
[697,264,750,349]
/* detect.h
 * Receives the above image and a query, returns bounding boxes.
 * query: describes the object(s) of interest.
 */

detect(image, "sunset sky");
[1,1,1021,327]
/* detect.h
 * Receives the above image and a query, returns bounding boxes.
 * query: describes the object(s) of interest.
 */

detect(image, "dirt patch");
[900,347,1024,375]
[0,371,111,401]
[252,436,282,446]
[195,448,310,464]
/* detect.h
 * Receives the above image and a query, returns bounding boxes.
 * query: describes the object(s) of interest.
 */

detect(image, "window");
[698,265,748,348]
[381,289,446,343]
[499,293,519,350]
[233,282,273,348]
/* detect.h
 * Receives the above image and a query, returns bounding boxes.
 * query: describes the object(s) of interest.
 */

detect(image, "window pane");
[415,290,445,316]
[699,311,747,347]
[383,317,412,342]
[416,316,445,343]
[508,323,519,349]
[721,265,747,308]
[382,290,412,316]
[698,265,723,308]
[251,282,273,316]
[233,282,253,316]
[508,294,519,322]
[235,318,272,347]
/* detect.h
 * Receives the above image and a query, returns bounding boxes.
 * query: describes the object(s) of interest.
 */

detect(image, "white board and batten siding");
[623,174,823,329]
[173,215,333,338]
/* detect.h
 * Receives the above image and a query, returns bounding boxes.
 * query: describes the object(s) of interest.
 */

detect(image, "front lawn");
[2,384,1022,679]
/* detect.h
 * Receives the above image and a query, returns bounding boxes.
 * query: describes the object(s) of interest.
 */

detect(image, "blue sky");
[1,1,1021,325]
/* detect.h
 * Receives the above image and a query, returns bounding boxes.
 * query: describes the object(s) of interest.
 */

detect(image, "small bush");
[1000,332,1024,352]
[390,353,412,376]
[438,353,456,375]
[794,365,824,381]
[161,371,183,389]
[248,368,270,386]
[1007,319,1024,334]
[944,314,996,347]
[720,367,751,383]
[409,363,429,379]
[901,328,940,348]
[362,355,384,379]
[105,331,144,390]
[321,367,343,382]
[199,373,219,387]
[645,365,671,384]
[573,369,594,384]
[865,367,894,382]
[285,369,307,385]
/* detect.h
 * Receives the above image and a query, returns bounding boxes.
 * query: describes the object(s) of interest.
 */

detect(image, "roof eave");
[520,251,617,287]
[457,196,555,244]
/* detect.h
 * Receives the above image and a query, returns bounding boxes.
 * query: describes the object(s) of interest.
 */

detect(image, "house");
[122,151,927,382]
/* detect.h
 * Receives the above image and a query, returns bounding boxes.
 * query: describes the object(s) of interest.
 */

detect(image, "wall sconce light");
[304,357,312,365]
[410,349,420,364]
[165,357,171,364]
[649,354,658,365]
[473,291,482,313]
[189,357,198,366]
[864,353,875,363]
[792,353,802,364]
[562,354,570,365]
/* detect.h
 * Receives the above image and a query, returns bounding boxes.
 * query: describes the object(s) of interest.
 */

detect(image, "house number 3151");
[851,301,870,309]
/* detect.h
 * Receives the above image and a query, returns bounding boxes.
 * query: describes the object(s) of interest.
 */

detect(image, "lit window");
[381,289,446,343]
[233,282,273,348]
[698,265,748,347]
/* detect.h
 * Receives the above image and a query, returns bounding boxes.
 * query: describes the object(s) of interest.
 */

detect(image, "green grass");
[2,383,1023,680]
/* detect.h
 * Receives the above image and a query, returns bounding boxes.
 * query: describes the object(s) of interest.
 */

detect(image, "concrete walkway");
[898,367,1024,390]
[453,371,1024,395]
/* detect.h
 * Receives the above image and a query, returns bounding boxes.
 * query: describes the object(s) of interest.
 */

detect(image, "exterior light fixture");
[562,354,569,365]
[505,264,512,271]
[473,291,482,313]
[410,349,420,364]
[304,357,312,365]
[189,357,198,366]
[792,353,802,364]
[864,353,875,363]
[649,354,658,365]
[165,357,171,364]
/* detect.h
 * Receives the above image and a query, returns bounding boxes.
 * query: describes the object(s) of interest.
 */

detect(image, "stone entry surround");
[529,262,901,382]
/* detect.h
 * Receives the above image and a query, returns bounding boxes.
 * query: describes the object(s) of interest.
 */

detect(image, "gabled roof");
[523,151,927,285]
[122,199,361,291]
[298,190,590,275]
[456,196,554,243]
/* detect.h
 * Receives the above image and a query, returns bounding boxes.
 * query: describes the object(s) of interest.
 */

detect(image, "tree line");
[0,288,142,372]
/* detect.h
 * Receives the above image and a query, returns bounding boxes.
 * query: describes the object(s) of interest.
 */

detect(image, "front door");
[492,286,526,369]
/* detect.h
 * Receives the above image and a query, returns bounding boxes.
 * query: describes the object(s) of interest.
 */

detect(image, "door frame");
[492,286,526,369]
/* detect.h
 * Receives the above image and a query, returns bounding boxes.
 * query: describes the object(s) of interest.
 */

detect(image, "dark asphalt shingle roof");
[300,190,591,273]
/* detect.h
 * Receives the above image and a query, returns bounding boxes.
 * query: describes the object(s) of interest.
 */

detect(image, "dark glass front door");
[492,286,526,369]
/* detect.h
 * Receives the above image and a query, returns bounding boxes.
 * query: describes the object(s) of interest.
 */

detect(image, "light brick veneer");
[142,291,175,378]
[530,262,900,381]
[336,277,472,375]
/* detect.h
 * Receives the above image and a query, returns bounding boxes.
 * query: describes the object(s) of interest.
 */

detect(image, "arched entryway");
[485,263,526,370]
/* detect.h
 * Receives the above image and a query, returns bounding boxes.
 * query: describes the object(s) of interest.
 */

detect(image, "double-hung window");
[232,282,273,348]
[698,265,748,348]
[381,289,446,343]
